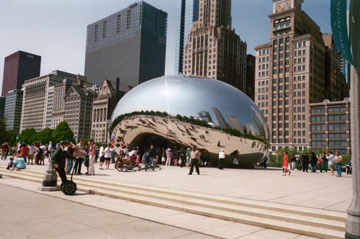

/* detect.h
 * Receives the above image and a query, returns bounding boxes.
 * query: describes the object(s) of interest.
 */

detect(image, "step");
[0,169,346,239]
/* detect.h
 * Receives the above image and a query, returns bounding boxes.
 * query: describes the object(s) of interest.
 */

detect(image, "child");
[6,157,14,170]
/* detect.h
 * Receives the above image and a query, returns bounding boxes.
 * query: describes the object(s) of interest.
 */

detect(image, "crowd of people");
[282,151,352,177]
[2,141,352,179]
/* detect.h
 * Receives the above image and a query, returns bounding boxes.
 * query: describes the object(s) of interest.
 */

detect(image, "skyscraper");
[84,2,167,88]
[1,51,41,97]
[254,0,348,151]
[4,90,23,134]
[174,0,199,75]
[183,0,247,91]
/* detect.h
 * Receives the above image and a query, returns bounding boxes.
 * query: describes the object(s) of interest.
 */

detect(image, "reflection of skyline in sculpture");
[198,111,213,123]
[109,75,269,167]
[211,107,230,129]
[251,106,269,140]
[225,113,244,134]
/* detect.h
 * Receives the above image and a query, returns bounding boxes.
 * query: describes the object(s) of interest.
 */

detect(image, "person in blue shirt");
[10,157,26,170]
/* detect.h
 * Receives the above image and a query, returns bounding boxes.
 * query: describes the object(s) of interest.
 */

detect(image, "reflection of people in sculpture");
[188,146,200,175]
[231,150,239,167]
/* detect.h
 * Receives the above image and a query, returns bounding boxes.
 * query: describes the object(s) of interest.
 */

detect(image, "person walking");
[66,142,75,175]
[188,146,201,175]
[282,151,291,176]
[51,140,78,185]
[333,152,343,177]
[99,143,105,170]
[295,152,301,170]
[290,155,296,170]
[104,143,113,169]
[165,148,172,166]
[345,159,352,175]
[321,152,328,173]
[88,140,96,175]
[326,151,335,176]
[1,142,10,160]
[74,139,85,174]
[310,152,317,173]
[218,149,225,170]
[148,145,157,167]
[302,152,309,172]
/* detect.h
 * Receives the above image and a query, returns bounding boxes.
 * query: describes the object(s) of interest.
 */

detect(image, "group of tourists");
[2,141,52,170]
[282,151,351,177]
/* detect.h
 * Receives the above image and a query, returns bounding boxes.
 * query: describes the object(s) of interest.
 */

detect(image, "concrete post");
[345,65,360,238]
[39,156,59,191]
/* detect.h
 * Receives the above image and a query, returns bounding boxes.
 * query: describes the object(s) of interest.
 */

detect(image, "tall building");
[64,81,96,142]
[0,97,5,120]
[309,99,351,155]
[183,0,247,91]
[91,79,126,143]
[174,0,199,74]
[254,0,348,151]
[322,34,349,101]
[84,2,167,88]
[20,70,86,132]
[4,90,23,134]
[1,51,41,97]
[246,54,255,100]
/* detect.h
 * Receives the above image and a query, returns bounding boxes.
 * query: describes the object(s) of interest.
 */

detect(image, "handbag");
[178,159,182,165]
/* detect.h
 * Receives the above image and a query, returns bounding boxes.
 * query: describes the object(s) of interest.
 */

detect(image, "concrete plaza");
[0,157,352,238]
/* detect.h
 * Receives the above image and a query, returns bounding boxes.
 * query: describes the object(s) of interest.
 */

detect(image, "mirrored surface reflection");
[110,75,269,167]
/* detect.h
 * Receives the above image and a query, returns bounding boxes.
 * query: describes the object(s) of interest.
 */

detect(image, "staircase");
[0,168,346,239]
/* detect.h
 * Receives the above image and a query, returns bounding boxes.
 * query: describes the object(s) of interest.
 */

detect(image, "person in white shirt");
[218,149,225,170]
[28,143,35,165]
[326,151,335,176]
[104,143,113,169]
[99,143,105,170]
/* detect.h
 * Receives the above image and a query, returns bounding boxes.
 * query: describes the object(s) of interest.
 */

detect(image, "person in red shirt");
[282,151,291,176]
[1,142,10,160]
[20,143,29,163]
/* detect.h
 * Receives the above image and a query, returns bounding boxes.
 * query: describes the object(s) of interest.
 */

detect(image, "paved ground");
[0,156,352,238]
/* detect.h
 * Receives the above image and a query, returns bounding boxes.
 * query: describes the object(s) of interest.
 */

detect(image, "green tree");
[37,127,53,144]
[7,130,17,146]
[17,128,36,144]
[0,120,9,145]
[52,121,75,143]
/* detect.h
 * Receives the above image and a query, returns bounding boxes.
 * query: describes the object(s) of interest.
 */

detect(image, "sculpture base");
[346,233,360,239]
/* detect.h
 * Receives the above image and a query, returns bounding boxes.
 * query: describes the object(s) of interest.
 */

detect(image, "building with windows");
[1,51,41,97]
[64,81,96,142]
[174,0,199,75]
[309,99,351,155]
[246,54,255,100]
[0,97,5,120]
[182,0,247,91]
[254,0,348,152]
[322,34,349,101]
[20,70,86,132]
[91,79,126,143]
[4,90,23,134]
[84,2,167,88]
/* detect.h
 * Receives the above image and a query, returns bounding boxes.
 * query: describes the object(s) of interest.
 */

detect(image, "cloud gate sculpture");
[110,75,269,168]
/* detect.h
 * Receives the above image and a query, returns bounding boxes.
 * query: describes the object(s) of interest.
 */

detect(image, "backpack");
[38,147,43,155]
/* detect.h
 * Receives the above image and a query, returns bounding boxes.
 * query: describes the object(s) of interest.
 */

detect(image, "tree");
[7,130,17,146]
[17,128,36,144]
[52,121,75,143]
[37,127,53,144]
[0,120,9,145]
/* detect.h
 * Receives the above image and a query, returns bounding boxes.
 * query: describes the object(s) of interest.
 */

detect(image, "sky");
[0,0,334,95]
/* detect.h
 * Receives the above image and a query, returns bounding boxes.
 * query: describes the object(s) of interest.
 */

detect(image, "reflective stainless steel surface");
[111,75,269,167]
